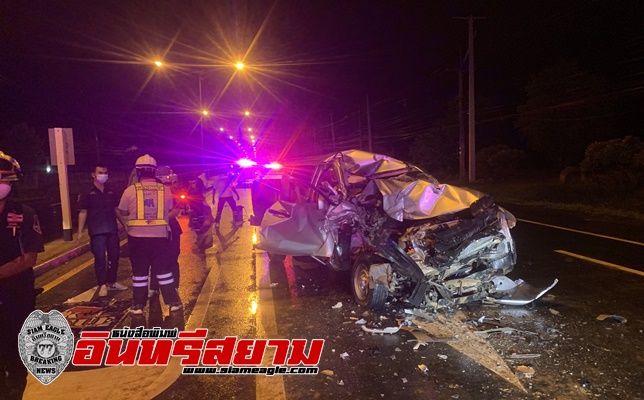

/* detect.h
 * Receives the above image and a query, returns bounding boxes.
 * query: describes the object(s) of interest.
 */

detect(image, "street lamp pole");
[199,73,205,171]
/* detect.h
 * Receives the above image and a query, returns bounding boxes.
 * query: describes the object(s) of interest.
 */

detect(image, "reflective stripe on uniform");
[132,275,149,287]
[158,278,174,286]
[128,183,167,226]
[156,273,173,280]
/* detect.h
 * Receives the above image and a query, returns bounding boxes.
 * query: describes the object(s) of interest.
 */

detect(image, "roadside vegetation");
[463,136,644,220]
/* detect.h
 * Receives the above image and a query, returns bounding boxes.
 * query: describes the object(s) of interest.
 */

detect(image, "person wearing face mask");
[76,164,127,297]
[0,151,44,400]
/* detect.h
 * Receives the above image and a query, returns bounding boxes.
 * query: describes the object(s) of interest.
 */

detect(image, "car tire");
[351,255,388,309]
[267,252,286,263]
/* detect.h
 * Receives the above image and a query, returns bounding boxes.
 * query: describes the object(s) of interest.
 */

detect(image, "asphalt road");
[23,190,644,400]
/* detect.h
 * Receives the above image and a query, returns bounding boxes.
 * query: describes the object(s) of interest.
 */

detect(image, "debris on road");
[331,302,343,309]
[401,378,408,383]
[355,318,367,325]
[404,308,435,321]
[506,352,541,359]
[514,365,535,379]
[395,347,402,352]
[320,370,334,376]
[473,326,537,337]
[368,346,381,356]
[438,354,448,360]
[418,364,428,374]
[337,380,344,386]
[340,352,349,360]
[361,325,401,334]
[548,308,560,315]
[412,342,427,350]
[596,314,627,323]
[270,282,279,288]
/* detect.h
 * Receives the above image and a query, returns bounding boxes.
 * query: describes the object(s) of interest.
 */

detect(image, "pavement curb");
[34,244,91,277]
[34,228,128,277]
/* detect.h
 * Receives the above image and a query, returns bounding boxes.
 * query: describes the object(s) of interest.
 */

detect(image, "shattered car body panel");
[255,150,557,310]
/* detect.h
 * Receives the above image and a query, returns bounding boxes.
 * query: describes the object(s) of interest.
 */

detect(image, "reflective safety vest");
[128,183,168,226]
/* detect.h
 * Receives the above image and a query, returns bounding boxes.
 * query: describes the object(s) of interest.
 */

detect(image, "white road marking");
[255,242,287,400]
[64,286,99,304]
[555,250,644,277]
[517,218,644,247]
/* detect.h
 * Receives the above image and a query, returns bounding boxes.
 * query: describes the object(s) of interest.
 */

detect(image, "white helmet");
[135,154,157,170]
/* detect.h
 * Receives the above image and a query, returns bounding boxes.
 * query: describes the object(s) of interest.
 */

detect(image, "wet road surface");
[23,190,644,399]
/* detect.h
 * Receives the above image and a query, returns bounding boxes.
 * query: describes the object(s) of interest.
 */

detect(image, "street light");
[236,62,245,70]
[244,111,250,116]
[154,60,163,67]
[201,110,209,116]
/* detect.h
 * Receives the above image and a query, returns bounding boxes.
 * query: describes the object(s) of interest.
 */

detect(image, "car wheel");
[267,252,286,263]
[351,256,388,309]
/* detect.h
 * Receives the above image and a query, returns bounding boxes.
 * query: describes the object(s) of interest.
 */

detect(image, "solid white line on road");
[555,250,644,277]
[517,218,644,247]
[255,244,287,400]
[41,238,128,293]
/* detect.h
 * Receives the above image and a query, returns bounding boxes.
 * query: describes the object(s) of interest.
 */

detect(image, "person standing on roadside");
[213,170,240,229]
[76,164,127,297]
[0,151,44,400]
[118,154,182,315]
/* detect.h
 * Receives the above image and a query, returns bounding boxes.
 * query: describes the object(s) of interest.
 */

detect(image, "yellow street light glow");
[244,111,250,116]
[201,110,209,116]
[154,60,163,67]
[220,127,224,131]
[250,135,255,139]
[250,300,258,315]
[236,62,245,70]
[247,128,252,132]
[252,232,258,245]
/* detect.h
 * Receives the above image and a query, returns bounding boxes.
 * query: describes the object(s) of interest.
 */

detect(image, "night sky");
[1,0,642,173]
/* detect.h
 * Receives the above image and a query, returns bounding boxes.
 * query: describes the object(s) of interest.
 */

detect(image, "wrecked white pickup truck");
[252,150,557,310]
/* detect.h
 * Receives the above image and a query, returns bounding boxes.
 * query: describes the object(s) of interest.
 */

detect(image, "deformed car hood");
[332,150,485,221]
[374,177,484,221]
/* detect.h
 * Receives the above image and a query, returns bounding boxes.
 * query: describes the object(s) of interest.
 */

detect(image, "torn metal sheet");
[492,278,559,306]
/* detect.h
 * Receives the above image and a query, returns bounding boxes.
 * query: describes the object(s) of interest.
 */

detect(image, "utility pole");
[455,15,485,182]
[458,54,465,180]
[330,113,336,150]
[366,94,373,152]
[358,108,363,150]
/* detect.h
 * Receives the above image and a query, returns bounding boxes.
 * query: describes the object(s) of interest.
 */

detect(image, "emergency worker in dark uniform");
[117,154,182,315]
[76,163,127,297]
[0,151,44,400]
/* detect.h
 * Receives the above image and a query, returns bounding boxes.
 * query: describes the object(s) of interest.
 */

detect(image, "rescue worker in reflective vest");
[0,151,44,399]
[117,154,182,315]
